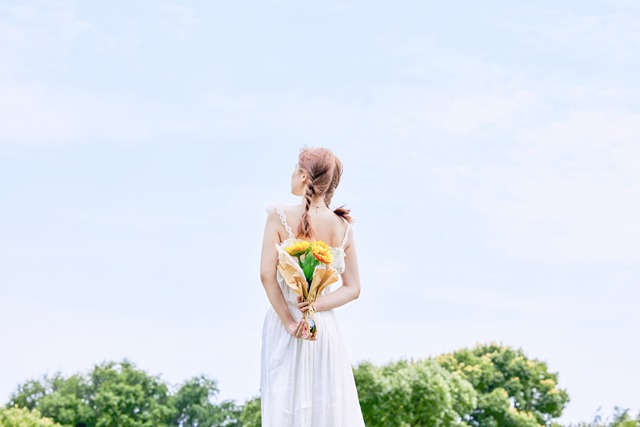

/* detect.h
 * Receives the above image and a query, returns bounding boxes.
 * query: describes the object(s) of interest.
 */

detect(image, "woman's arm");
[311,226,361,312]
[260,209,312,338]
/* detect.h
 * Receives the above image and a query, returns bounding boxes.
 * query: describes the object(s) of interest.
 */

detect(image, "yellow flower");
[312,240,330,251]
[311,240,334,264]
[285,240,311,257]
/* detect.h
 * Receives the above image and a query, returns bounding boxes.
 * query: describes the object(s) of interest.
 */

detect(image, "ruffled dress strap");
[275,206,295,240]
[339,221,352,250]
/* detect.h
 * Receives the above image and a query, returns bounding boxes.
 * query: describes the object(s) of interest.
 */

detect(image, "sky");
[1,0,639,424]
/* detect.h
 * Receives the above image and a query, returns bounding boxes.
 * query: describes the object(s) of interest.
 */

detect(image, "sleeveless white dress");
[260,206,365,427]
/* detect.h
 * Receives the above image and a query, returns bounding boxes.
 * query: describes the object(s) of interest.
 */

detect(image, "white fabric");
[260,206,365,427]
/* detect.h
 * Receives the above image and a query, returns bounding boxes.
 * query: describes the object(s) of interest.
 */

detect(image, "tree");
[7,360,238,427]
[169,376,240,427]
[10,372,100,427]
[237,397,261,427]
[436,343,570,427]
[0,406,62,427]
[353,358,477,427]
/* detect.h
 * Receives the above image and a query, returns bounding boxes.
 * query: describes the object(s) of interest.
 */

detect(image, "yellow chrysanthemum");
[312,240,330,251]
[285,240,311,257]
[311,240,334,264]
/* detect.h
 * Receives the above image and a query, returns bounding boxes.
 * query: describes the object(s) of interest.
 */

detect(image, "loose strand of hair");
[334,205,353,223]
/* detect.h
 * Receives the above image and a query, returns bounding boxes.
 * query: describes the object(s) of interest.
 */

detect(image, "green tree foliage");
[169,376,240,427]
[353,358,477,427]
[7,360,238,427]
[0,406,62,427]
[10,372,100,426]
[3,344,582,427]
[237,397,261,427]
[437,343,570,427]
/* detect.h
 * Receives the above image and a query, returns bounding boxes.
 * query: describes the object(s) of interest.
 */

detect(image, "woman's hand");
[286,319,316,341]
[297,296,316,314]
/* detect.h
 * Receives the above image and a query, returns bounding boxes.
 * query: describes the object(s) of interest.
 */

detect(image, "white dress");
[260,206,365,427]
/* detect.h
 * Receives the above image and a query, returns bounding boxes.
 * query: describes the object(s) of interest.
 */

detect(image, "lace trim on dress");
[275,206,295,240]
[339,222,352,250]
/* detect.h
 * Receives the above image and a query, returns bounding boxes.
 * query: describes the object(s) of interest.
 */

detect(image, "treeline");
[1,343,637,427]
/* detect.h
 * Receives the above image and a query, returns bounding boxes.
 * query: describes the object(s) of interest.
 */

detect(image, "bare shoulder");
[265,203,295,215]
[264,204,287,225]
[281,204,303,216]
[264,208,281,230]
[265,204,278,217]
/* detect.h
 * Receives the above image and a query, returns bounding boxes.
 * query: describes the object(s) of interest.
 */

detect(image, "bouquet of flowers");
[274,240,339,337]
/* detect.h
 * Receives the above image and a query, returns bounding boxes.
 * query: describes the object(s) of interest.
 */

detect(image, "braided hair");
[324,155,353,224]
[296,147,353,239]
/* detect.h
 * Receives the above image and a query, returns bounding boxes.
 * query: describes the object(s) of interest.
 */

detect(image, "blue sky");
[1,0,639,423]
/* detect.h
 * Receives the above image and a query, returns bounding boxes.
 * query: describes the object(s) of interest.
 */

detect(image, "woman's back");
[278,204,350,248]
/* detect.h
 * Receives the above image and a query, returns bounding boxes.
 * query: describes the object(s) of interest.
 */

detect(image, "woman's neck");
[302,195,327,209]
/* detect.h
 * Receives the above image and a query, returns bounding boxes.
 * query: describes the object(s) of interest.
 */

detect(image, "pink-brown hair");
[296,147,353,239]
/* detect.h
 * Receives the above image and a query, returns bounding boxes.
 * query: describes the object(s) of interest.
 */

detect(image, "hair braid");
[299,182,315,238]
[324,158,340,207]
[296,147,354,237]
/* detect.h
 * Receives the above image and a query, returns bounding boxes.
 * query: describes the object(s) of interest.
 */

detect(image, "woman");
[259,147,365,426]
